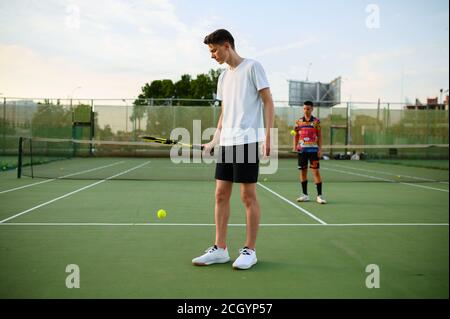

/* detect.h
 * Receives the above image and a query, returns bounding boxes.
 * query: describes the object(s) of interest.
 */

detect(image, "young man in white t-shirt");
[192,29,274,270]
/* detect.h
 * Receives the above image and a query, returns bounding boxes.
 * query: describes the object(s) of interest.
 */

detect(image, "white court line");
[0,161,125,194]
[323,167,449,193]
[329,163,449,185]
[0,222,447,227]
[0,161,151,224]
[257,182,327,225]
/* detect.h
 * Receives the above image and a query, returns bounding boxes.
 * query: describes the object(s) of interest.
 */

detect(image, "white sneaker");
[192,245,230,266]
[232,247,257,270]
[316,195,327,204]
[296,194,310,202]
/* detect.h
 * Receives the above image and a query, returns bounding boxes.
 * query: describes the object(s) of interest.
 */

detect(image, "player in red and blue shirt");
[292,101,326,204]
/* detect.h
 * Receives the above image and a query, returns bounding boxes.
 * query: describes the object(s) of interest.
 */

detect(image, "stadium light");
[69,86,82,99]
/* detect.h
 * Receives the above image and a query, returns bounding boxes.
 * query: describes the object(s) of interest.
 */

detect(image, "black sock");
[316,182,322,196]
[301,180,308,195]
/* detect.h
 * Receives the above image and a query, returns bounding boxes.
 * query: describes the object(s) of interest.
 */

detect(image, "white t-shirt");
[216,58,270,146]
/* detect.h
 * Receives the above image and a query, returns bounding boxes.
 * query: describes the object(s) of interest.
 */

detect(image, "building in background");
[405,97,448,110]
[288,77,341,107]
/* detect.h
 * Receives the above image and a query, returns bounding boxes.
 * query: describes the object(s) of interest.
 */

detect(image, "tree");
[208,69,222,90]
[32,100,72,138]
[130,104,146,133]
[161,79,175,98]
[146,80,163,98]
[136,69,223,105]
[174,74,192,101]
[97,124,114,140]
[191,74,212,99]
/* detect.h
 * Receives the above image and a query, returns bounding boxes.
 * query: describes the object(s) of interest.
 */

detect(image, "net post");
[345,102,350,155]
[17,137,23,178]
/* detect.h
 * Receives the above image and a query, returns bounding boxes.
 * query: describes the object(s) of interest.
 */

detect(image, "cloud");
[0,44,153,99]
[1,1,447,103]
[1,0,214,73]
[255,38,319,57]
[0,0,219,98]
[342,48,417,102]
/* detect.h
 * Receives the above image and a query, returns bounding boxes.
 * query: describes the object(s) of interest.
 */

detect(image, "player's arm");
[293,129,299,152]
[214,110,223,143]
[259,88,274,156]
[317,126,322,158]
[203,106,223,153]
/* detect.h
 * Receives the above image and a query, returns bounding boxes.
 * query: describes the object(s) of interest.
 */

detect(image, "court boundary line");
[328,163,449,185]
[257,182,327,225]
[323,166,449,193]
[0,222,447,227]
[0,161,125,194]
[0,161,151,224]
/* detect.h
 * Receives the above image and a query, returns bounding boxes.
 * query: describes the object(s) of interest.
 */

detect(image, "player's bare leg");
[215,180,233,249]
[191,179,232,266]
[231,182,259,270]
[300,168,308,182]
[311,168,322,184]
[240,182,260,250]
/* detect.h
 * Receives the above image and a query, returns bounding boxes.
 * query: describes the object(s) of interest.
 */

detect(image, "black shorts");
[298,151,320,170]
[215,143,259,183]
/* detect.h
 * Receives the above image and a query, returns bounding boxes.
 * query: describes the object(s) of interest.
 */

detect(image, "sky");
[0,0,448,104]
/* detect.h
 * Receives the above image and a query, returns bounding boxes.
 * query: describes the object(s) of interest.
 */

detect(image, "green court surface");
[0,158,448,298]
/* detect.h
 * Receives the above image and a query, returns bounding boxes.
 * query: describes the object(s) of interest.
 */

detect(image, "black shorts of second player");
[298,151,320,170]
[215,143,259,183]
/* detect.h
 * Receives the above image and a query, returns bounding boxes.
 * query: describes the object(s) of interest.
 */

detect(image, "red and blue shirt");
[294,116,321,153]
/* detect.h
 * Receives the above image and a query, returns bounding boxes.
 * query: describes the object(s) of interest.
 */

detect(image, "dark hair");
[204,29,235,50]
[304,101,314,107]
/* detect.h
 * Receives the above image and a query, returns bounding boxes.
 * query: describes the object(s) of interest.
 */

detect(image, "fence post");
[90,99,94,155]
[376,98,380,122]
[2,98,6,155]
[346,103,350,146]
[17,137,23,178]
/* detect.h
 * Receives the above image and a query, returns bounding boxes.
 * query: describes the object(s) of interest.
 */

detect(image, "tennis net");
[17,137,448,183]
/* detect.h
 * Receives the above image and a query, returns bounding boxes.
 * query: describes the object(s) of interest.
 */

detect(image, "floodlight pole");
[122,99,128,133]
[70,86,82,100]
[306,63,312,81]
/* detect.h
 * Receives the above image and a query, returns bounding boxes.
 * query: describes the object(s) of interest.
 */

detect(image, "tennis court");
[0,150,448,298]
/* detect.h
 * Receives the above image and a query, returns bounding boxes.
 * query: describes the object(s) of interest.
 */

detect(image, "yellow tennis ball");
[290,130,296,136]
[157,209,167,219]
[263,177,268,182]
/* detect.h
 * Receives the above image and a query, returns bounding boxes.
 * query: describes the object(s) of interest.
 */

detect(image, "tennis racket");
[139,135,214,154]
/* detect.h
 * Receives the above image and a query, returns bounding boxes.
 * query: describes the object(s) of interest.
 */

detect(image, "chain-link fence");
[1,98,448,159]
